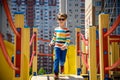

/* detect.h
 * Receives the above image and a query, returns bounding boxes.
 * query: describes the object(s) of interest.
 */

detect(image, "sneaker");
[54,73,59,79]
[60,66,64,74]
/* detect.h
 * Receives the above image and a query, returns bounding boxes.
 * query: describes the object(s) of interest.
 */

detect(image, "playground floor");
[31,74,84,80]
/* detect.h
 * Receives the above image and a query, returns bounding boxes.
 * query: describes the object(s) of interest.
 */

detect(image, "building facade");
[104,0,120,34]
[85,0,120,39]
[60,0,85,44]
[0,0,59,74]
[35,0,59,73]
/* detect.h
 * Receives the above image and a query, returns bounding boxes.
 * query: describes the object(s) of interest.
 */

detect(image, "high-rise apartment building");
[60,0,85,44]
[0,0,59,74]
[35,0,59,73]
[104,0,120,34]
[85,0,120,38]
[85,0,102,38]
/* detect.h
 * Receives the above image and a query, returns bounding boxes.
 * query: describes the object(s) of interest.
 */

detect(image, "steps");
[31,74,84,80]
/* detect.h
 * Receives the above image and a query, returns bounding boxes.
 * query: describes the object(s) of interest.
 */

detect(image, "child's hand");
[61,45,67,50]
[49,42,54,47]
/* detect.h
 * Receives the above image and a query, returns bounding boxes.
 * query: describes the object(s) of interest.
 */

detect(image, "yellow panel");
[88,26,97,80]
[15,14,24,28]
[64,45,77,74]
[0,41,14,80]
[99,14,109,80]
[114,42,119,61]
[21,28,30,80]
[13,14,30,80]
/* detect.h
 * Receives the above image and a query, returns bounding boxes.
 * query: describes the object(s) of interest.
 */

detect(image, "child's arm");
[61,29,70,50]
[64,29,70,46]
[49,31,56,47]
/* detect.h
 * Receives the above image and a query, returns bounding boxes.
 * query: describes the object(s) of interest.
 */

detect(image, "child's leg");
[54,47,61,74]
[60,49,67,66]
[59,49,67,73]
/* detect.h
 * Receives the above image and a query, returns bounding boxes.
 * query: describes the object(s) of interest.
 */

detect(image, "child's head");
[56,13,67,26]
[57,13,67,21]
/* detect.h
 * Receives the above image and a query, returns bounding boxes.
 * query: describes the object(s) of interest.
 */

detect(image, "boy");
[49,13,70,79]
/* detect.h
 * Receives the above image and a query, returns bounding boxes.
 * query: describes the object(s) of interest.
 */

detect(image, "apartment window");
[41,60,43,62]
[81,0,85,2]
[80,3,84,7]
[69,9,72,13]
[76,20,79,23]
[95,1,102,6]
[81,9,85,13]
[75,9,78,12]
[41,63,43,66]
[75,4,78,6]
[75,15,78,18]
[39,0,44,5]
[81,20,84,24]
[118,9,120,14]
[81,25,84,28]
[48,0,56,6]
[80,14,85,18]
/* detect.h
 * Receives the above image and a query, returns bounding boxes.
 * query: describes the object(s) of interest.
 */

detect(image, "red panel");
[77,32,80,55]
[103,28,109,77]
[34,32,36,55]
[15,28,21,77]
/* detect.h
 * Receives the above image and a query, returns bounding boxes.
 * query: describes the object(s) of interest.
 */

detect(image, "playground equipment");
[0,0,120,80]
[73,14,120,80]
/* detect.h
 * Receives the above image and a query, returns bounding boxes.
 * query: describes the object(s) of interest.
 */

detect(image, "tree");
[38,67,46,75]
[29,67,32,75]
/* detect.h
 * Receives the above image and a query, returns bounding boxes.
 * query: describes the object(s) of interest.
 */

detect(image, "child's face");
[57,17,66,25]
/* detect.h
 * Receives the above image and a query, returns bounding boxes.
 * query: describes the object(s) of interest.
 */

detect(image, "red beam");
[110,40,120,43]
[103,28,109,77]
[109,35,120,38]
[38,38,50,42]
[15,28,21,77]
[38,53,54,57]
[2,0,20,37]
[0,33,18,71]
[104,15,120,37]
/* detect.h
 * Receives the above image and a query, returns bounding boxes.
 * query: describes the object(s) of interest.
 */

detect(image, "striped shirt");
[51,27,70,48]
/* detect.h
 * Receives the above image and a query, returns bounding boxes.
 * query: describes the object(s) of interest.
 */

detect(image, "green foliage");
[38,67,46,75]
[29,67,32,75]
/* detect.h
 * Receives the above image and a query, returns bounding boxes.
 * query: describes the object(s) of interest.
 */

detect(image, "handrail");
[38,38,50,42]
[104,15,120,37]
[81,53,89,69]
[38,53,54,56]
[105,58,120,70]
[30,33,36,46]
[80,33,88,46]
[29,51,36,67]
[2,0,20,37]
[0,33,19,70]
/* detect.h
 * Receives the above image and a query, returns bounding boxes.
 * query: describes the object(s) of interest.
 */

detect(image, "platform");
[31,74,84,80]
